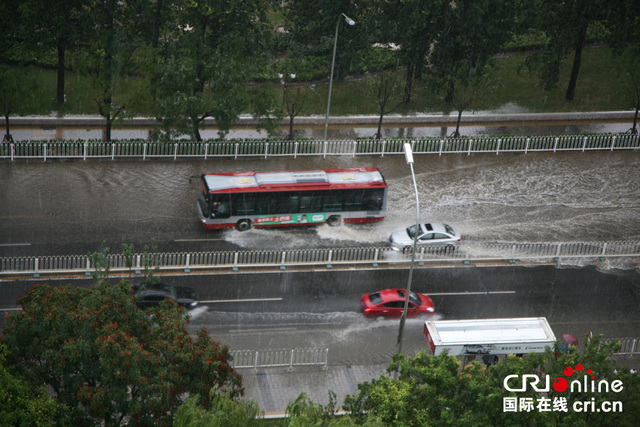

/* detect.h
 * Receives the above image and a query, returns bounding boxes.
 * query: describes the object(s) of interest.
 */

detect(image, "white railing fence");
[600,338,640,358]
[1,133,639,161]
[226,339,639,370]
[229,348,329,370]
[1,241,639,277]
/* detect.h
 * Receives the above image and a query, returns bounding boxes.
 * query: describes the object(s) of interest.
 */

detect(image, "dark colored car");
[132,282,198,310]
[360,288,435,319]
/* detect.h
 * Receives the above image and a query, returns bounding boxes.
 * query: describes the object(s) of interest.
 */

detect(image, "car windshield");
[369,292,383,304]
[406,224,422,239]
[444,224,455,235]
[409,291,421,305]
[143,282,177,299]
[395,289,421,306]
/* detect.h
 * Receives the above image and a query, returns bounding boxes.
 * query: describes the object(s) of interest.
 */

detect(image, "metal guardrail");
[229,348,329,370]
[1,241,639,277]
[601,338,640,358]
[1,133,639,160]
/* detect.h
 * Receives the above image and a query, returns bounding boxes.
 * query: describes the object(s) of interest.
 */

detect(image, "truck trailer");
[424,317,556,356]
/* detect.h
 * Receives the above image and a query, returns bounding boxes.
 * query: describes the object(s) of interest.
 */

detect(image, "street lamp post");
[396,142,420,355]
[324,13,355,142]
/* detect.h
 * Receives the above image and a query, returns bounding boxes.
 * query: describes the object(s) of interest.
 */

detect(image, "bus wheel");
[327,215,341,227]
[236,219,252,231]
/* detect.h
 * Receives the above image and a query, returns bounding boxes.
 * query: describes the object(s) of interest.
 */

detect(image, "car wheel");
[445,244,455,253]
[327,215,341,226]
[236,219,252,231]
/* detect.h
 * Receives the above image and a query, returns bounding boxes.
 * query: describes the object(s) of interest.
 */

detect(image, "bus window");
[232,193,257,215]
[365,189,384,210]
[287,195,300,213]
[210,195,230,218]
[343,189,365,211]
[323,193,342,212]
[272,192,293,214]
[300,193,322,212]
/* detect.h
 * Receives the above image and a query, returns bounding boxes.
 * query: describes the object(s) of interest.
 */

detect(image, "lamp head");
[403,143,414,165]
[343,14,355,26]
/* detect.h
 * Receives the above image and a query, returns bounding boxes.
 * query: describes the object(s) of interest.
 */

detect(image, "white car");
[389,223,461,253]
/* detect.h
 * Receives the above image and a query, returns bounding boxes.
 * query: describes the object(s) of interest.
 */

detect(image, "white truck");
[424,317,557,356]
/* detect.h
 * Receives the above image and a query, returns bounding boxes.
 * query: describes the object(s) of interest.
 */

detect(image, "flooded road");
[9,114,634,141]
[1,151,639,258]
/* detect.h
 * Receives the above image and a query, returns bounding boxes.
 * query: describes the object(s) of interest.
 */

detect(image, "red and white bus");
[197,168,388,231]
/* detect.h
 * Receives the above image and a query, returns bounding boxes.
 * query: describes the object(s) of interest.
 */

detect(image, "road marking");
[428,291,516,296]
[0,243,31,247]
[174,238,225,242]
[228,327,297,334]
[200,297,283,304]
[0,307,22,312]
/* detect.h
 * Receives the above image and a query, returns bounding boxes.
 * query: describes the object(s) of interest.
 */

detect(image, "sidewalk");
[239,363,389,418]
[8,110,636,128]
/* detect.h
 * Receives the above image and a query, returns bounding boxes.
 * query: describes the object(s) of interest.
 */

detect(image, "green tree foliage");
[23,0,90,105]
[82,0,132,141]
[283,0,366,82]
[377,0,440,103]
[173,388,262,426]
[336,336,640,426]
[607,0,640,133]
[0,65,38,141]
[367,67,405,140]
[425,0,517,135]
[286,391,359,427]
[87,242,111,281]
[0,342,68,426]
[153,0,272,141]
[523,0,612,100]
[2,281,242,425]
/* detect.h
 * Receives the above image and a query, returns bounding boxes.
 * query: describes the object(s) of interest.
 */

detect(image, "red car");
[360,288,435,319]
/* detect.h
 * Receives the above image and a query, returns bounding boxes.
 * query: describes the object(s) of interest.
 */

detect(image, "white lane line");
[0,307,22,312]
[228,327,298,334]
[174,238,225,242]
[428,291,516,296]
[0,243,31,247]
[200,297,283,304]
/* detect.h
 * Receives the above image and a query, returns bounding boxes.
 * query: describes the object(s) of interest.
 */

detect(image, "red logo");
[553,364,595,393]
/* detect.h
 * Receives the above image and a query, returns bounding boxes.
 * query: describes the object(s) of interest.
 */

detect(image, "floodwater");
[221,151,640,247]
[1,151,639,261]
[9,119,633,141]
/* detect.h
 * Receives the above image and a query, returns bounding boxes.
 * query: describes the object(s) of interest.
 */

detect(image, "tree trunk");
[453,109,463,137]
[3,112,12,142]
[403,65,415,104]
[376,112,384,140]
[56,37,66,105]
[566,23,588,101]
[288,115,294,140]
[192,120,202,142]
[632,99,639,134]
[104,116,112,142]
[152,0,163,48]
